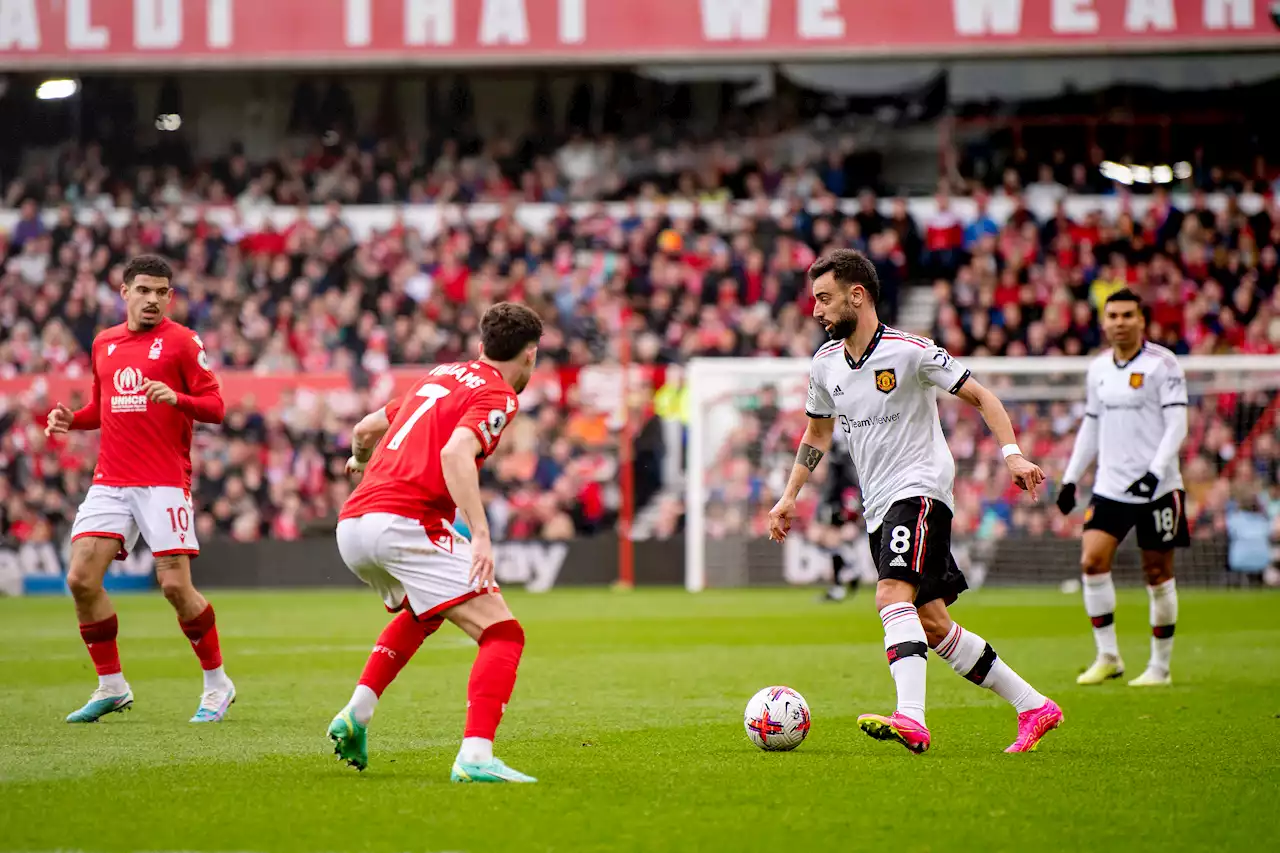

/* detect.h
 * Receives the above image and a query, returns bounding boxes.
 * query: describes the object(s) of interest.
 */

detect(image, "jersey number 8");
[387,383,452,450]
[889,525,912,554]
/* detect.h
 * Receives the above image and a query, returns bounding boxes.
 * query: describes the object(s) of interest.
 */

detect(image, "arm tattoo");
[797,443,824,472]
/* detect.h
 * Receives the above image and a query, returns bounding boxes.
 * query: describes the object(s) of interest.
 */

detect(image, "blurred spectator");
[1226,490,1273,582]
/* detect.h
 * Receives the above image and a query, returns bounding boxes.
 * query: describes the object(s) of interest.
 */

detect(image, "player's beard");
[827,309,856,342]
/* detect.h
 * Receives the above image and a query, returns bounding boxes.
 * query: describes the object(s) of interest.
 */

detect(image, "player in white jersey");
[1057,289,1189,687]
[768,249,1063,755]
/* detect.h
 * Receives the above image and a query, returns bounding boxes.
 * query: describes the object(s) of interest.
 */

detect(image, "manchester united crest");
[1129,373,1145,389]
[875,369,897,394]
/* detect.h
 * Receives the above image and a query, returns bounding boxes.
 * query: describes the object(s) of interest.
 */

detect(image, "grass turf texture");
[1,587,1278,853]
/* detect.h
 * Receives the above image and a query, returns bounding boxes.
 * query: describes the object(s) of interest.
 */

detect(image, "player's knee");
[1080,550,1110,575]
[483,618,525,646]
[1141,555,1173,585]
[873,580,914,613]
[65,567,103,601]
[155,566,195,605]
[919,615,952,648]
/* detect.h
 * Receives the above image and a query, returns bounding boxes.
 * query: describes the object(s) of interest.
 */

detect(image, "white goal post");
[684,354,1280,592]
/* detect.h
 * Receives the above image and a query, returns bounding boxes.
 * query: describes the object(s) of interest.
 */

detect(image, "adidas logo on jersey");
[833,385,844,396]
[889,555,907,567]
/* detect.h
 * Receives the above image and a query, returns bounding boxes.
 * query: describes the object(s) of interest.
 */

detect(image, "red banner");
[0,0,1273,67]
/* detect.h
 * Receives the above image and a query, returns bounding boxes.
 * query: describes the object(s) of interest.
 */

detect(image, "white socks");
[1082,573,1120,658]
[1083,573,1178,673]
[933,623,1047,714]
[202,665,230,692]
[348,684,379,726]
[99,672,128,693]
[879,603,928,726]
[1147,579,1178,674]
[458,737,494,764]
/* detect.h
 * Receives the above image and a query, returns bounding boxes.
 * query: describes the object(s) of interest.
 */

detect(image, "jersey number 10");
[387,383,452,451]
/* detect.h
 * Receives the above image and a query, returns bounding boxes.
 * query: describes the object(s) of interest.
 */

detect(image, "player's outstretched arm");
[955,378,1045,501]
[346,408,391,474]
[769,416,835,542]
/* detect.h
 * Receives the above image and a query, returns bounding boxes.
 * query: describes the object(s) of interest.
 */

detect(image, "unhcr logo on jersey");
[111,367,149,414]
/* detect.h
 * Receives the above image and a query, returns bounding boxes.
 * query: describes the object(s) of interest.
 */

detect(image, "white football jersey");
[1085,342,1187,503]
[806,324,971,533]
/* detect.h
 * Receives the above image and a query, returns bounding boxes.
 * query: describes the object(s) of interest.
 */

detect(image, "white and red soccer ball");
[744,686,811,751]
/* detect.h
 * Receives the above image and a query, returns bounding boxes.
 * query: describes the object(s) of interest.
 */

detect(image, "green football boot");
[327,708,369,771]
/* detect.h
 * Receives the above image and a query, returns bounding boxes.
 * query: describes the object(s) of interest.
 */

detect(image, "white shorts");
[336,513,492,619]
[71,485,199,559]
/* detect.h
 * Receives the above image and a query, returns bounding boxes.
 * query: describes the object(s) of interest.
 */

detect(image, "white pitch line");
[0,638,474,664]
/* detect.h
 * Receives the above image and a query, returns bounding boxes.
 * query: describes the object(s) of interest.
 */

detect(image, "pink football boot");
[1004,699,1064,753]
[857,712,931,754]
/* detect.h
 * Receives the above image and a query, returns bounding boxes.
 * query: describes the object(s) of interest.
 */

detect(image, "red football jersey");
[73,318,225,488]
[340,361,519,530]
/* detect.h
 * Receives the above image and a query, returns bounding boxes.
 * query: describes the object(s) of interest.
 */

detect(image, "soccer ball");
[743,686,811,751]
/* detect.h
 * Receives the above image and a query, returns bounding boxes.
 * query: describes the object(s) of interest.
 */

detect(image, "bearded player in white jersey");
[769,249,1063,755]
[1057,289,1189,687]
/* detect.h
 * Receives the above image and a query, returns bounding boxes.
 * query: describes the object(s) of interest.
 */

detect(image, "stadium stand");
[2,177,1276,554]
[1,64,1278,561]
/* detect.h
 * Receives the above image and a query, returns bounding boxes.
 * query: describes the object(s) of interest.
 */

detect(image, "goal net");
[684,354,1280,592]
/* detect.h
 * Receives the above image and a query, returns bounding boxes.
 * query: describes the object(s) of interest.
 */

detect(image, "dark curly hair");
[808,249,881,304]
[480,302,544,361]
[123,254,174,285]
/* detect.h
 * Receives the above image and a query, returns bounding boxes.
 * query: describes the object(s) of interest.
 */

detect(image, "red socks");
[79,614,122,676]
[80,607,224,679]
[358,611,444,697]
[464,619,526,741]
[179,604,223,671]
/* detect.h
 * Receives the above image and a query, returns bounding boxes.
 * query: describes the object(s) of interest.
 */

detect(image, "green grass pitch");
[2,586,1278,853]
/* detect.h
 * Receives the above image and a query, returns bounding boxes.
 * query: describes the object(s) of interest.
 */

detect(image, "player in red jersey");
[44,255,233,724]
[327,302,542,784]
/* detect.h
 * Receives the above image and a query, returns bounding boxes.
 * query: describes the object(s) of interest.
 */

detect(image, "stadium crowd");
[1,137,1278,569]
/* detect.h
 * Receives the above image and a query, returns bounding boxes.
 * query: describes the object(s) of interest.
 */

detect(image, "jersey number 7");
[387,383,452,451]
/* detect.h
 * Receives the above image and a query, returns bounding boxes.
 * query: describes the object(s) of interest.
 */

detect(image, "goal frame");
[684,353,1278,592]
